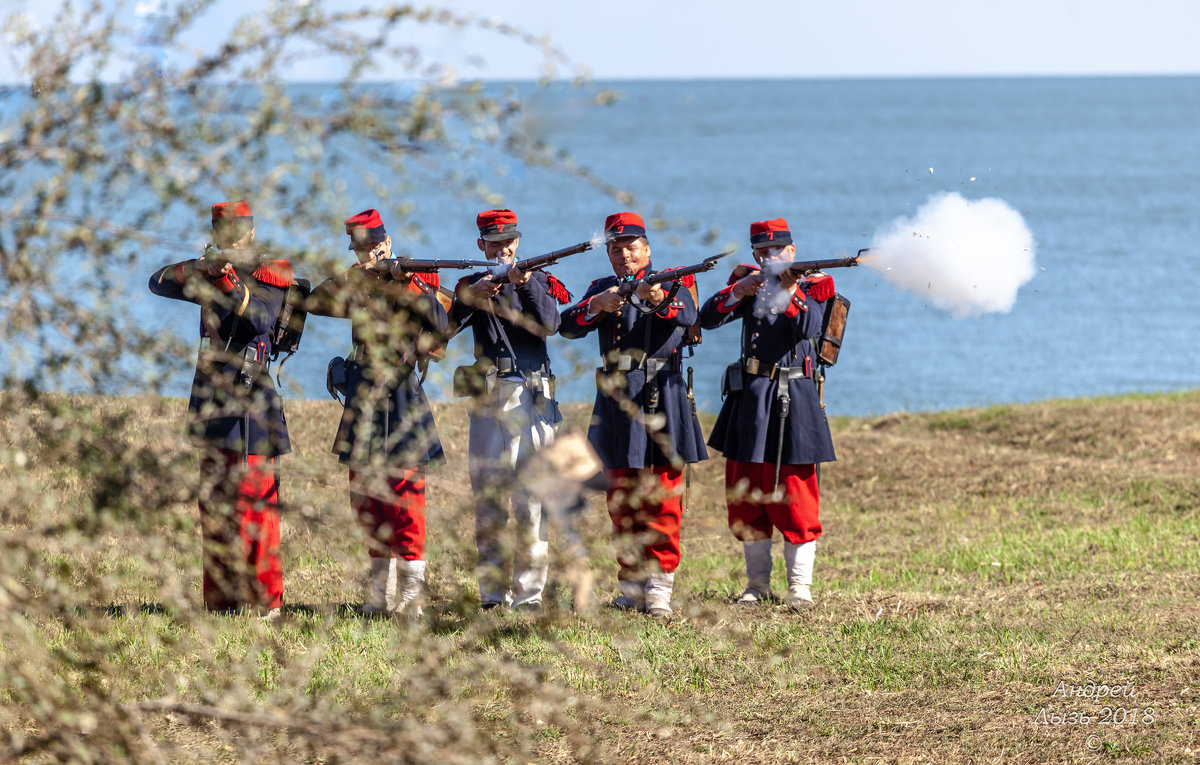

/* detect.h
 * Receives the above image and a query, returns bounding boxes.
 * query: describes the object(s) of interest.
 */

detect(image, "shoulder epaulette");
[545,273,572,304]
[253,259,293,288]
[805,273,836,302]
[414,271,439,291]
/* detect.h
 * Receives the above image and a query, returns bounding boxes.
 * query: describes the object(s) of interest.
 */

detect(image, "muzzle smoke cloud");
[753,260,795,321]
[866,192,1036,318]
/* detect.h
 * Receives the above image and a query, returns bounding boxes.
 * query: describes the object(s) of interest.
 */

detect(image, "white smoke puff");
[752,260,793,321]
[868,192,1036,318]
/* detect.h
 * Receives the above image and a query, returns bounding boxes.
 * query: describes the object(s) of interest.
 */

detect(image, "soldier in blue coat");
[308,209,447,617]
[148,200,292,616]
[560,212,708,617]
[699,217,837,609]
[449,208,572,611]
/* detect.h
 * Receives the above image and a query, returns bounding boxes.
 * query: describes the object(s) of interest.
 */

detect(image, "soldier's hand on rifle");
[203,261,234,278]
[731,272,765,301]
[590,286,625,314]
[779,267,801,292]
[507,261,531,286]
[198,246,233,278]
[635,281,666,305]
[387,260,415,283]
[466,276,503,300]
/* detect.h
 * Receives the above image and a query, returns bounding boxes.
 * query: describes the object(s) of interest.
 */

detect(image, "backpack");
[816,292,850,367]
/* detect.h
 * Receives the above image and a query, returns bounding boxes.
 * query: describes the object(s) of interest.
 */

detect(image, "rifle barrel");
[389,258,494,269]
[514,240,594,272]
[616,249,735,294]
[645,248,735,285]
[787,255,860,274]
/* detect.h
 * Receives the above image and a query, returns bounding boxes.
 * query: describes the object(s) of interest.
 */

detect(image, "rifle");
[487,240,594,284]
[201,243,259,265]
[783,248,867,277]
[384,257,495,270]
[616,249,735,298]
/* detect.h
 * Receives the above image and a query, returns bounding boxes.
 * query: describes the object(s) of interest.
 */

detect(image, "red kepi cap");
[750,218,793,249]
[211,199,252,224]
[211,200,254,242]
[604,212,647,242]
[476,208,522,242]
[345,208,388,250]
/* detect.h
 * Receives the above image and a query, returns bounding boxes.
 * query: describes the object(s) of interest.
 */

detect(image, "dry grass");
[1,390,1198,763]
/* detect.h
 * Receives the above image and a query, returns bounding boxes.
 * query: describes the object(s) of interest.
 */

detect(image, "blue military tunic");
[560,264,708,469]
[309,265,446,467]
[449,269,570,421]
[700,267,837,465]
[449,270,567,371]
[148,257,292,457]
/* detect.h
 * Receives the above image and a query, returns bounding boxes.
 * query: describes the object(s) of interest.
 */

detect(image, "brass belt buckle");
[617,353,633,372]
[744,357,760,376]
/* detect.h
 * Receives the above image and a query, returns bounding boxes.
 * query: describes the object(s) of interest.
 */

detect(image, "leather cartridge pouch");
[722,361,744,397]
[453,362,497,398]
[326,356,348,401]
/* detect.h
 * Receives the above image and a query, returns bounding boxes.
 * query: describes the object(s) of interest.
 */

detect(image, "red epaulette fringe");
[546,274,572,304]
[252,259,293,287]
[806,274,836,302]
[414,271,440,291]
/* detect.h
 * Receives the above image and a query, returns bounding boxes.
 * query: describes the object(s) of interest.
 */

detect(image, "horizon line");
[2,71,1199,87]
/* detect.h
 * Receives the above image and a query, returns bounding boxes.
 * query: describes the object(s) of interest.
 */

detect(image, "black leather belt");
[492,356,550,376]
[600,348,646,372]
[600,354,680,374]
[742,357,810,381]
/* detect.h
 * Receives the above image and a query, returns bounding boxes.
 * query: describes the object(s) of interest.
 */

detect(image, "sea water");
[38,76,1200,416]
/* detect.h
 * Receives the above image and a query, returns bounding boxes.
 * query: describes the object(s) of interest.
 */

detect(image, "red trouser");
[605,466,684,577]
[199,450,283,611]
[348,467,426,561]
[725,460,822,545]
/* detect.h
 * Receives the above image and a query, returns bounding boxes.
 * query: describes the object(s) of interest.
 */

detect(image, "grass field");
[1,390,1198,763]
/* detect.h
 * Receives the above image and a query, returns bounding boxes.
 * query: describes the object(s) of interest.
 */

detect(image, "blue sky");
[3,0,1200,81]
